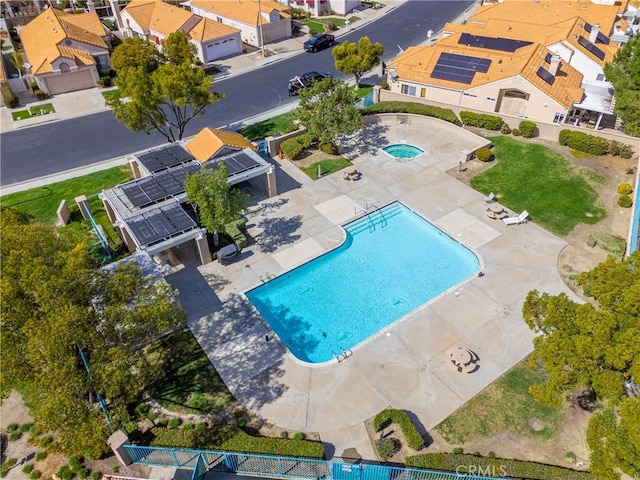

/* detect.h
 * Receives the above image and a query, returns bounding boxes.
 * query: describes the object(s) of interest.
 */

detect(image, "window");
[553,112,565,124]
[420,88,426,98]
[401,84,416,96]
[596,73,605,81]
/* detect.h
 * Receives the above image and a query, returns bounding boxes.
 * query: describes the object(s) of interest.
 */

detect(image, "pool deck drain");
[180,115,581,460]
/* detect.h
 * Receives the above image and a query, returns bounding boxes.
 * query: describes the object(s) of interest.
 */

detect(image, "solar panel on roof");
[584,23,610,44]
[458,33,533,52]
[536,66,555,85]
[544,53,552,63]
[578,36,606,61]
[430,52,491,84]
[135,144,194,173]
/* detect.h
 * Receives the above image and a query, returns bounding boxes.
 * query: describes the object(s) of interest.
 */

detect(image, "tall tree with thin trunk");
[604,34,640,136]
[332,36,384,88]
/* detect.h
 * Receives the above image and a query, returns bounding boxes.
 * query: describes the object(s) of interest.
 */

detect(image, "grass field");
[301,157,351,180]
[436,357,566,444]
[303,16,359,35]
[471,136,606,235]
[0,165,132,223]
[11,103,55,121]
[101,88,122,102]
[237,112,297,141]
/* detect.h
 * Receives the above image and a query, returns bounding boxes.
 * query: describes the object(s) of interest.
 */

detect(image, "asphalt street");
[0,1,473,186]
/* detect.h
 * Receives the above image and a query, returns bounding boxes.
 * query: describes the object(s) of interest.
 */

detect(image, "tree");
[332,36,384,88]
[587,398,640,480]
[108,33,222,142]
[111,36,164,74]
[184,164,250,244]
[522,251,640,478]
[164,30,197,65]
[292,77,362,146]
[604,34,640,136]
[0,207,185,457]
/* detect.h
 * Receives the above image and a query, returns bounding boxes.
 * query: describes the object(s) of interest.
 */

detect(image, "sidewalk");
[0,2,401,135]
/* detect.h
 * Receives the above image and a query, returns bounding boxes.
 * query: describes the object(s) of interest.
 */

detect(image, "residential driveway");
[173,115,581,459]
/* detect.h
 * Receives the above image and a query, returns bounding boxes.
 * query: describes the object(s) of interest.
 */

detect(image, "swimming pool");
[245,202,479,363]
[383,144,424,158]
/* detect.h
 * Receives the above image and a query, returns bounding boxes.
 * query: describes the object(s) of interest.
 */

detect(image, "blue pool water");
[245,202,479,363]
[383,144,424,158]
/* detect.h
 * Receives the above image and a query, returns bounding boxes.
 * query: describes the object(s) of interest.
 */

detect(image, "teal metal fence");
[123,445,510,480]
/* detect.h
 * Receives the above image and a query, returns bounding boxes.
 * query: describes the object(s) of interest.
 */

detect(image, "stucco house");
[387,0,630,129]
[119,0,242,63]
[188,0,292,49]
[284,0,360,16]
[19,7,110,95]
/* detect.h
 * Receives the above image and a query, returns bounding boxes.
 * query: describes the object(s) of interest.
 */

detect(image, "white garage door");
[204,37,240,62]
[44,70,94,95]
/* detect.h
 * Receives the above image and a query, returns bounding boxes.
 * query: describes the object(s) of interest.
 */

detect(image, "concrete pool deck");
[177,115,581,460]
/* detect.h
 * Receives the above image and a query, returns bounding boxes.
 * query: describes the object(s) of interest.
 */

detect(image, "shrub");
[488,451,496,458]
[627,167,636,175]
[76,468,88,478]
[22,464,34,474]
[557,129,609,155]
[619,143,634,159]
[319,142,338,155]
[33,89,48,101]
[518,120,536,138]
[280,431,289,439]
[362,101,458,124]
[9,432,21,441]
[608,140,620,156]
[195,422,207,431]
[147,412,157,421]
[168,418,181,429]
[618,195,633,208]
[452,447,463,454]
[407,453,595,480]
[374,409,425,450]
[57,465,73,480]
[293,432,305,441]
[35,452,47,461]
[182,423,194,431]
[617,182,633,195]
[97,76,112,87]
[30,470,41,479]
[511,128,520,136]
[7,423,18,433]
[500,124,511,134]
[135,403,149,415]
[0,459,17,478]
[586,231,627,261]
[67,457,82,471]
[90,472,101,480]
[376,438,400,461]
[289,6,309,19]
[380,79,389,90]
[565,451,576,460]
[20,423,33,433]
[280,137,304,160]
[6,95,19,108]
[298,132,316,149]
[475,147,493,162]
[224,218,247,248]
[459,111,503,130]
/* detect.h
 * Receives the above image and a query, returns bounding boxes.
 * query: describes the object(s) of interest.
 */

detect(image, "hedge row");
[559,130,635,158]
[459,111,503,130]
[374,409,425,450]
[406,453,594,480]
[151,426,325,459]
[280,132,317,160]
[362,101,459,125]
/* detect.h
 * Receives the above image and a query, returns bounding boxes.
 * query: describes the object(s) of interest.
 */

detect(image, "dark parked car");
[303,33,335,52]
[302,71,333,83]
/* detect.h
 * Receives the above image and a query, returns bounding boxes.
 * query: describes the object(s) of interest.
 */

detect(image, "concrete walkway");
[171,115,582,461]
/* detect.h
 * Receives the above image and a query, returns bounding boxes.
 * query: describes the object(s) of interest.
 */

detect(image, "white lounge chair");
[483,192,496,204]
[503,210,529,225]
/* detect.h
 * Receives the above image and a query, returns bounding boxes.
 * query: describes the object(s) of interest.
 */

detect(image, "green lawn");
[301,157,352,180]
[436,357,566,444]
[470,136,606,235]
[11,103,55,121]
[101,88,121,102]
[357,84,374,98]
[146,330,234,415]
[0,165,132,223]
[303,16,359,35]
[237,112,297,141]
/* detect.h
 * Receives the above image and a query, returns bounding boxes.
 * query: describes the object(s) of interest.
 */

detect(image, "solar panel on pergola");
[126,203,198,248]
[135,144,194,173]
[431,52,492,84]
[121,162,201,209]
[208,151,262,176]
[458,33,533,52]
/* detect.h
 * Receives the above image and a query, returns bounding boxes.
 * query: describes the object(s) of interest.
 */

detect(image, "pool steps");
[347,203,404,236]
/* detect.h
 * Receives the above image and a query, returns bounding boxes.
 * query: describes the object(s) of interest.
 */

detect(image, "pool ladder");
[355,203,387,232]
[332,348,353,363]
[259,273,276,283]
